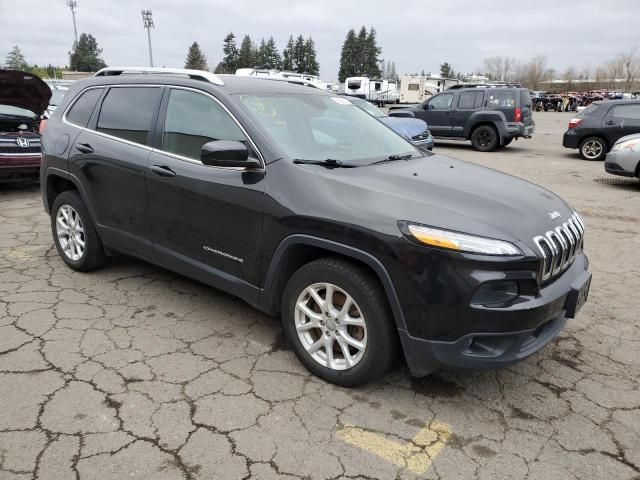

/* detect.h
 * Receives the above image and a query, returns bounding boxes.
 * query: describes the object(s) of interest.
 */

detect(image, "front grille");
[533,213,585,282]
[412,131,431,141]
[0,146,41,154]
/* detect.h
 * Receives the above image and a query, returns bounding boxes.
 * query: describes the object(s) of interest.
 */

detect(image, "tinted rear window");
[612,104,640,120]
[519,89,531,107]
[66,88,103,127]
[458,91,484,109]
[97,87,162,145]
[576,104,601,118]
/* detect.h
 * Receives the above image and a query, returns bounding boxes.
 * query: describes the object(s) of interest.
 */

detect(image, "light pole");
[141,9,154,67]
[67,0,78,44]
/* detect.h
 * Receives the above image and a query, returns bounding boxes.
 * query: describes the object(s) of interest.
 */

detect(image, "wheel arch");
[43,168,97,222]
[259,235,407,331]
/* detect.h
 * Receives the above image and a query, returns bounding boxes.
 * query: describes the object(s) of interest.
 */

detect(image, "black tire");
[281,258,397,387]
[579,136,607,161]
[471,125,499,152]
[51,190,107,272]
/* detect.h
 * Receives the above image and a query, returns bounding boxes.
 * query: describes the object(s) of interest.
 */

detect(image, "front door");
[417,93,454,136]
[146,87,265,300]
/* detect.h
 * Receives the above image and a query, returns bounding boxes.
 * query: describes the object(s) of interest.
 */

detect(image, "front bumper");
[0,155,41,182]
[604,150,639,177]
[387,239,590,376]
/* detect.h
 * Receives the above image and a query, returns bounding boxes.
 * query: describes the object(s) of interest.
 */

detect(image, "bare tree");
[482,56,516,82]
[523,55,551,90]
[620,48,639,91]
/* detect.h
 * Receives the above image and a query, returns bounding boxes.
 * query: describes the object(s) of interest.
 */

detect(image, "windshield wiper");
[293,158,355,168]
[371,153,414,165]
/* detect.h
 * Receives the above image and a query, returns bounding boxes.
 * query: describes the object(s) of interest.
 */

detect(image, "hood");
[379,116,428,139]
[285,154,574,252]
[0,70,52,116]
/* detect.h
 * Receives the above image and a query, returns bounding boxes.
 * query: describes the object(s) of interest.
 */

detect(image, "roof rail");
[93,67,224,86]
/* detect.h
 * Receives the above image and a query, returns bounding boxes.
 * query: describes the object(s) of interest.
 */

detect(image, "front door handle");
[604,120,616,126]
[75,143,94,154]
[150,165,176,177]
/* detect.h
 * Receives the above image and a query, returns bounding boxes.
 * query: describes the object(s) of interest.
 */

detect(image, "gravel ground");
[0,112,639,480]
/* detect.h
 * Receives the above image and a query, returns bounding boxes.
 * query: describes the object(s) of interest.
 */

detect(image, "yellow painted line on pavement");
[337,420,452,475]
[5,245,46,260]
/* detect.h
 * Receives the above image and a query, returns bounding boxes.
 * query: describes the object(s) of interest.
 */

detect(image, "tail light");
[39,119,47,134]
[514,107,522,123]
[568,118,582,129]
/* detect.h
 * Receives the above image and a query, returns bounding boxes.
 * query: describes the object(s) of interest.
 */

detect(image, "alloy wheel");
[294,282,367,370]
[582,140,603,160]
[56,204,85,261]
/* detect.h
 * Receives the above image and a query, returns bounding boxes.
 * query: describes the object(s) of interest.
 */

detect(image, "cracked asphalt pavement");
[1,112,639,479]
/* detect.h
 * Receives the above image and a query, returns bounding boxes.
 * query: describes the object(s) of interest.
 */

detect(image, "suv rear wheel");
[51,190,106,272]
[471,125,499,152]
[281,258,397,386]
[579,137,607,161]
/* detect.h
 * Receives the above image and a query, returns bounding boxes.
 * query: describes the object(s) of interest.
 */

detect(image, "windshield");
[0,105,36,118]
[237,93,418,165]
[348,97,386,118]
[50,89,67,107]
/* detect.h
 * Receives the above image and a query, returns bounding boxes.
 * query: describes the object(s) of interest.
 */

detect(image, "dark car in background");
[389,86,534,151]
[345,96,434,150]
[0,70,51,182]
[563,100,640,161]
[40,67,590,386]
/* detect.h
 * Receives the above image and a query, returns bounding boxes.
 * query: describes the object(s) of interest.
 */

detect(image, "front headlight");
[401,222,523,256]
[612,138,640,152]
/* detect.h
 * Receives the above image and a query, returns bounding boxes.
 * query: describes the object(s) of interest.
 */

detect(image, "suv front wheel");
[281,258,397,386]
[471,125,499,152]
[51,190,106,272]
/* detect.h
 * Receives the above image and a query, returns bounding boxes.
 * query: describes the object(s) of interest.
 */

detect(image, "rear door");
[609,103,640,141]
[451,90,484,136]
[417,92,455,136]
[518,89,534,131]
[69,85,163,258]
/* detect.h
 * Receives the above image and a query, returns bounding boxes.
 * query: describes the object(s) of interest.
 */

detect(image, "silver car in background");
[605,134,640,180]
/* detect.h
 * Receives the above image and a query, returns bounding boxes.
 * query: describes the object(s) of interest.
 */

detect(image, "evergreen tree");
[184,41,207,70]
[293,35,305,72]
[389,61,398,82]
[440,62,454,78]
[255,38,268,68]
[302,37,319,75]
[69,34,107,72]
[364,27,382,78]
[282,35,295,71]
[262,37,282,70]
[355,26,368,74]
[338,29,357,82]
[237,35,255,68]
[221,32,239,73]
[5,45,29,71]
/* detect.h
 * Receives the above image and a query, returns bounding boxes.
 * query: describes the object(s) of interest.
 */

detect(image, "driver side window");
[162,89,246,161]
[427,93,454,111]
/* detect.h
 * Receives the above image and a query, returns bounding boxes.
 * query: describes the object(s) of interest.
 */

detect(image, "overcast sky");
[1,0,638,82]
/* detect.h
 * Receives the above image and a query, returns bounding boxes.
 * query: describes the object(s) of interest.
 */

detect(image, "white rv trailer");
[344,77,399,105]
[235,68,338,91]
[398,75,462,103]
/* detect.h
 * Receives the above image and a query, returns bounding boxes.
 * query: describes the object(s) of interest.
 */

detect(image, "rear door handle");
[604,120,616,126]
[150,165,176,177]
[75,143,94,154]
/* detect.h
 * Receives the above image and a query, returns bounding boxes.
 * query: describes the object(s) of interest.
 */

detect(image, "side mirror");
[200,140,260,168]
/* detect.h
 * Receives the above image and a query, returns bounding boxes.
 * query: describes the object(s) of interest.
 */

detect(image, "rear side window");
[519,89,532,107]
[612,104,640,120]
[97,87,162,145]
[66,88,103,127]
[458,91,484,109]
[487,90,516,108]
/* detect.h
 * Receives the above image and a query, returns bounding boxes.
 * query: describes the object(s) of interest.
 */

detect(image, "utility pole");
[67,0,78,44]
[141,9,155,67]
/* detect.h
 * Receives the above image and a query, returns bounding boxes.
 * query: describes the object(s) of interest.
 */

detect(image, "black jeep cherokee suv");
[389,86,535,151]
[40,67,590,387]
